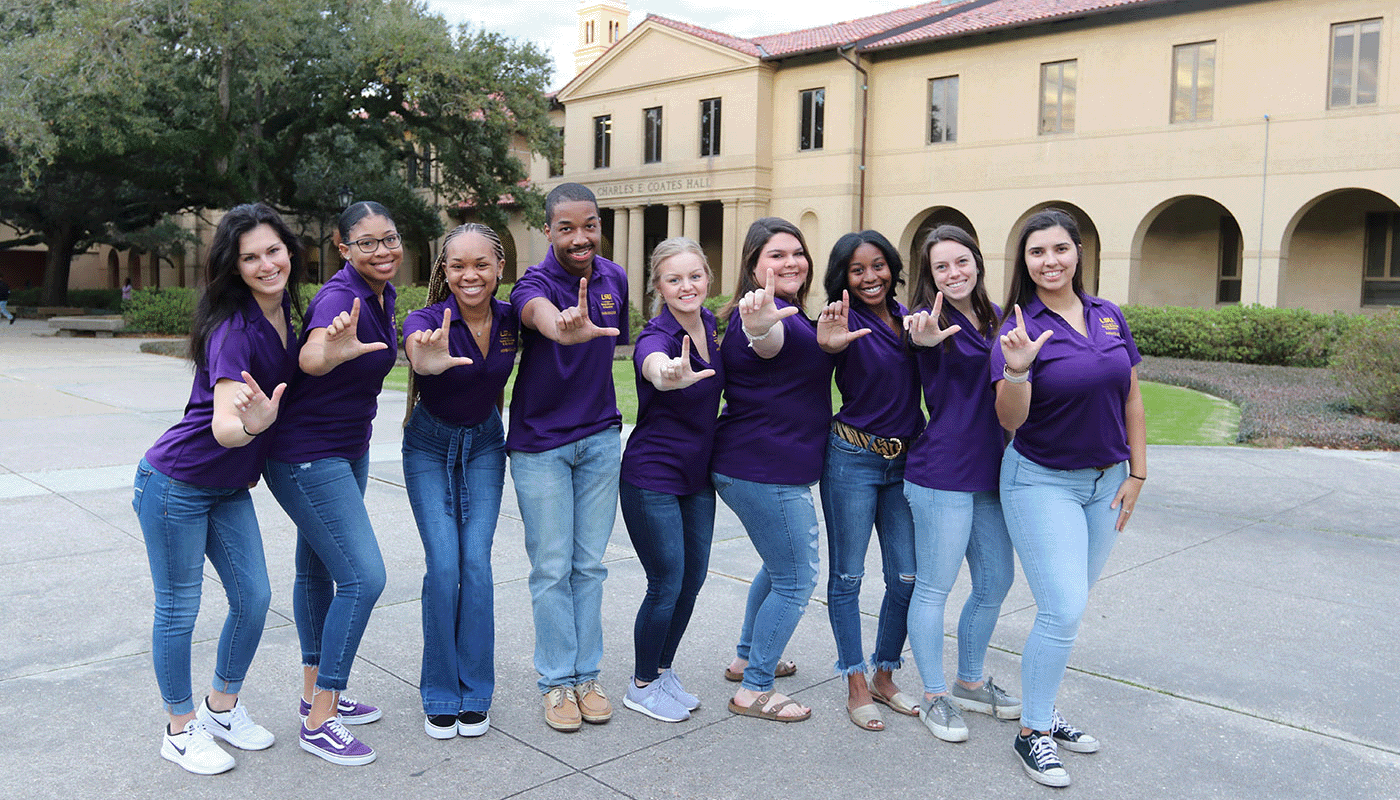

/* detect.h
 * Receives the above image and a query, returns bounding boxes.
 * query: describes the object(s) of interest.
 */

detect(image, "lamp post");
[324,186,354,282]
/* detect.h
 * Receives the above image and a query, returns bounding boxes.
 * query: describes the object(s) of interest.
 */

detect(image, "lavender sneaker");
[299,695,382,725]
[299,718,376,766]
[659,669,700,711]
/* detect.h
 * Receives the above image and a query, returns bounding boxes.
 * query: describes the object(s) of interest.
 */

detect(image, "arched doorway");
[1133,195,1243,307]
[1280,188,1400,311]
[900,206,978,304]
[1003,203,1101,296]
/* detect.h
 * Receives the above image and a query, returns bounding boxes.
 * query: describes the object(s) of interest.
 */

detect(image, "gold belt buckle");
[870,436,903,460]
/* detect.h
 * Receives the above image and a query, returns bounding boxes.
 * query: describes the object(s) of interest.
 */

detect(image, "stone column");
[721,200,740,296]
[683,202,701,241]
[667,204,684,240]
[612,207,630,279]
[628,205,646,311]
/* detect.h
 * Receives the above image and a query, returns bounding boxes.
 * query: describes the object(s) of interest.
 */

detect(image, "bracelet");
[1129,473,1146,481]
[1002,366,1029,384]
[742,324,775,343]
[242,423,261,437]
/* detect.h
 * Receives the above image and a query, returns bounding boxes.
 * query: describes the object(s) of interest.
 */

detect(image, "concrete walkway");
[0,319,1396,799]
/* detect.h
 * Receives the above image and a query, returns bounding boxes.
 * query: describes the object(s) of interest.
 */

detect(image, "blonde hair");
[404,223,507,426]
[647,236,711,316]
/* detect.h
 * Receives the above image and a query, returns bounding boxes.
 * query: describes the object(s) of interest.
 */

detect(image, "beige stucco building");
[553,0,1400,315]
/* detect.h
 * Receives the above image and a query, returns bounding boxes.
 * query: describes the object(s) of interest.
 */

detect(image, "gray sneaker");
[951,677,1022,720]
[919,695,968,742]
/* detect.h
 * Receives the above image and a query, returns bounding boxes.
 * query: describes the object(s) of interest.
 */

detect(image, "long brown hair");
[1001,208,1085,328]
[719,217,814,319]
[909,224,996,340]
[404,223,506,425]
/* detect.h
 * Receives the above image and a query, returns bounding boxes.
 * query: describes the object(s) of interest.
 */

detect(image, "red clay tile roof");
[644,0,1173,59]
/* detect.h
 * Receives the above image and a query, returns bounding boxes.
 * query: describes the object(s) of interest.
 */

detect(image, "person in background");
[992,208,1146,788]
[132,203,301,774]
[814,230,922,732]
[0,274,14,323]
[619,237,722,723]
[402,223,517,740]
[264,200,401,766]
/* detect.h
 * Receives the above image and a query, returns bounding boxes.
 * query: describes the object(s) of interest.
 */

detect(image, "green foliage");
[71,289,123,310]
[123,288,197,334]
[1121,304,1361,367]
[394,285,430,334]
[8,288,39,305]
[1329,309,1400,423]
[705,294,732,337]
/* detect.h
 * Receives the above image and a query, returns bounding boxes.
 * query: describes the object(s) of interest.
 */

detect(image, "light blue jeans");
[509,427,621,693]
[1000,446,1122,731]
[904,482,1014,697]
[711,471,820,692]
[264,453,386,692]
[133,459,271,715]
[403,404,505,715]
[819,434,915,675]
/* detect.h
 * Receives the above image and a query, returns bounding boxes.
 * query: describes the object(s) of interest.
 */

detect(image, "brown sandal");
[727,691,811,723]
[724,659,798,682]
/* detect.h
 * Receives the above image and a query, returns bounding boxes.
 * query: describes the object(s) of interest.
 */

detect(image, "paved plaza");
[0,319,1396,799]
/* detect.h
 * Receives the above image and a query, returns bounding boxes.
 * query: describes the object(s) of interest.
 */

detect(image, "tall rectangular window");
[1217,216,1242,303]
[1363,212,1400,305]
[643,106,663,164]
[699,97,722,157]
[1039,60,1077,134]
[1330,19,1381,108]
[928,76,959,143]
[800,87,825,151]
[593,114,611,169]
[548,126,564,177]
[1172,41,1215,123]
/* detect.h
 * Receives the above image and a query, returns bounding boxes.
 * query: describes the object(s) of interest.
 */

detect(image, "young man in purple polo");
[508,183,628,732]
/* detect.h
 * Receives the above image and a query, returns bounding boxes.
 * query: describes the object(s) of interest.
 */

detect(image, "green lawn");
[385,366,1239,446]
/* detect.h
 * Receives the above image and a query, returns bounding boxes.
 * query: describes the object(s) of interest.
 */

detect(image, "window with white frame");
[1172,41,1215,123]
[1039,60,1077,134]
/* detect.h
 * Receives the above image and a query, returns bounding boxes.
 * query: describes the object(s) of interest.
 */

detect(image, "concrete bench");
[49,316,124,338]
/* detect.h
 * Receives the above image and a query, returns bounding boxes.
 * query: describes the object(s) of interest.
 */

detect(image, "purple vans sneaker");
[299,695,382,725]
[298,718,376,766]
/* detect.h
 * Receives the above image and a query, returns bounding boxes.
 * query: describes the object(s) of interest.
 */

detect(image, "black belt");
[832,420,910,460]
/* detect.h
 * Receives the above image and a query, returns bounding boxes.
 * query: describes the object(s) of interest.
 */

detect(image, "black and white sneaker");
[425,714,457,740]
[1050,708,1100,753]
[162,719,235,775]
[1015,731,1070,788]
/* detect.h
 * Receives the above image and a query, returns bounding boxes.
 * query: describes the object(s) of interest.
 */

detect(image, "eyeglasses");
[347,233,402,253]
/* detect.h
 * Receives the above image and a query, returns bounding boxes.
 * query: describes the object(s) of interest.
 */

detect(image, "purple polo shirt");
[990,294,1141,471]
[507,249,629,453]
[621,306,724,496]
[145,294,299,488]
[906,303,1005,493]
[833,300,924,440]
[270,263,397,463]
[711,301,834,485]
[403,297,519,427]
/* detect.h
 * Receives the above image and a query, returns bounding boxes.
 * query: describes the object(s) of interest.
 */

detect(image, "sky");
[423,0,917,89]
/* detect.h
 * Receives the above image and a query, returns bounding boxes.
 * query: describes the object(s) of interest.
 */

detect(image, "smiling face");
[443,231,502,315]
[845,242,892,310]
[754,232,808,302]
[653,251,709,316]
[929,239,979,304]
[338,213,401,291]
[1024,225,1079,295]
[546,199,602,277]
[237,223,291,303]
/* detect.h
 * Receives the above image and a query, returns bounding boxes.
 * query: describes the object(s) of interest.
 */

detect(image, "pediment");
[559,21,760,101]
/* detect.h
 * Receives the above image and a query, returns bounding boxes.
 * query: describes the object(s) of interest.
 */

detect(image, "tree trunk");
[40,224,78,306]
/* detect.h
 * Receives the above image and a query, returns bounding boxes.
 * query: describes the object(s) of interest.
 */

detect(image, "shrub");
[1329,309,1400,423]
[124,287,197,334]
[9,287,41,305]
[1122,304,1359,367]
[71,289,123,311]
[705,294,732,337]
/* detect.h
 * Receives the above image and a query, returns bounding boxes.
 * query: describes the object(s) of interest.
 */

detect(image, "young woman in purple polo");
[401,224,518,740]
[901,225,1021,744]
[713,218,832,723]
[618,237,722,723]
[992,209,1146,788]
[264,201,402,766]
[133,203,301,775]
[813,230,921,732]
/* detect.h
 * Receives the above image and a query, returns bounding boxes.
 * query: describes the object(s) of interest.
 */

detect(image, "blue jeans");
[264,453,386,692]
[711,472,820,692]
[133,459,271,715]
[509,427,621,693]
[403,404,505,715]
[904,482,1014,697]
[1000,446,1122,731]
[619,479,716,683]
[819,434,915,675]
[0,299,12,321]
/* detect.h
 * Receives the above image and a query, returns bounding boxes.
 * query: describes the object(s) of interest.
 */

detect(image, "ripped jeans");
[819,432,916,676]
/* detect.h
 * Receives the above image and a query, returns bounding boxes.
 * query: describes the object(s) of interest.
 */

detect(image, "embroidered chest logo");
[498,329,517,354]
[1098,316,1121,337]
[599,292,618,315]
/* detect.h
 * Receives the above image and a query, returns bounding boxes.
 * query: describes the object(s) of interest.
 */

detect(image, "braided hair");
[404,223,507,426]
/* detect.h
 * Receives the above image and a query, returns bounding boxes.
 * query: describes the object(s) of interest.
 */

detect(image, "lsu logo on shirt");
[497,327,517,354]
[1099,316,1121,337]
[599,293,618,314]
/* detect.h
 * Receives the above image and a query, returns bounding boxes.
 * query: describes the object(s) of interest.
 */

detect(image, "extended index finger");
[1013,303,1025,332]
[577,277,590,311]
[240,370,264,398]
[764,267,776,299]
[680,334,692,364]
[441,307,453,332]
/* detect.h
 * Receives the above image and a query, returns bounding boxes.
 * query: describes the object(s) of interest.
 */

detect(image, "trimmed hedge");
[123,287,197,334]
[1328,309,1400,423]
[9,287,123,310]
[1121,304,1361,368]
